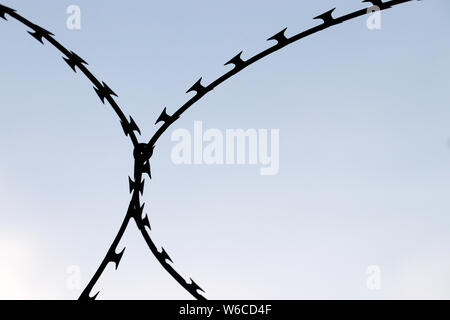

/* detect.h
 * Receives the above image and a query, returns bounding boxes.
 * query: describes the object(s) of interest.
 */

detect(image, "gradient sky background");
[0,0,450,299]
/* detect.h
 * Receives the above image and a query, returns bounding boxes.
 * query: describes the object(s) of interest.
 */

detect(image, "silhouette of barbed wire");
[0,0,419,300]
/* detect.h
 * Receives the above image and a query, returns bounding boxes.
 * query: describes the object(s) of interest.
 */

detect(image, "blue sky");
[0,0,450,299]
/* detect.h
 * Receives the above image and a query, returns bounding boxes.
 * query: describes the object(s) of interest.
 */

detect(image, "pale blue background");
[0,0,449,299]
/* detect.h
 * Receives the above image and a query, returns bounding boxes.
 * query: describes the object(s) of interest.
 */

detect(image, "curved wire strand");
[148,0,415,147]
[0,4,141,147]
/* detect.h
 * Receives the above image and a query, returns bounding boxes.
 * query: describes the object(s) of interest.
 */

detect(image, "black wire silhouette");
[0,0,419,300]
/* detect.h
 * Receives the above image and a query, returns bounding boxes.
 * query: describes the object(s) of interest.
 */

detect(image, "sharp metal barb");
[121,116,141,137]
[94,81,118,104]
[224,51,245,69]
[189,278,205,293]
[141,214,151,230]
[108,247,126,270]
[155,107,178,125]
[90,291,100,300]
[313,8,337,24]
[267,28,288,45]
[160,247,173,263]
[186,77,206,94]
[128,177,144,195]
[63,51,88,72]
[27,24,53,44]
[0,4,15,20]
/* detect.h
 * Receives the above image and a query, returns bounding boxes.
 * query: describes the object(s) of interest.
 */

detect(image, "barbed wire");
[0,0,418,300]
[0,1,205,300]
